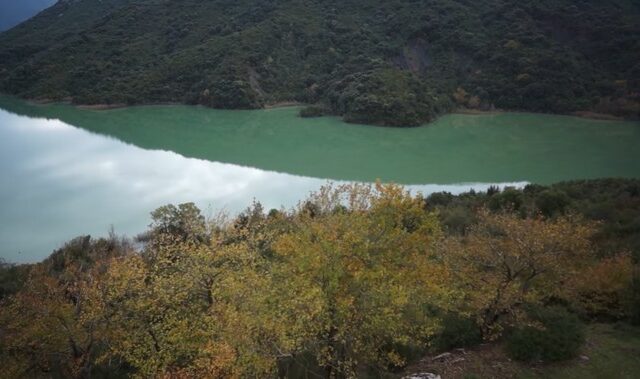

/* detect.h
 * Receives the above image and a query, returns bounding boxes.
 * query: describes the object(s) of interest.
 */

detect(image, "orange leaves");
[0,251,119,378]
[571,254,635,319]
[3,184,634,377]
[440,210,597,338]
[578,254,634,293]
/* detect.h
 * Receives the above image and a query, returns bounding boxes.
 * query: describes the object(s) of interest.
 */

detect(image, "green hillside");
[1,0,639,125]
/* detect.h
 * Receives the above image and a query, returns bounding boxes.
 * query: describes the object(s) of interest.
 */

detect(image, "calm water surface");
[1,96,639,262]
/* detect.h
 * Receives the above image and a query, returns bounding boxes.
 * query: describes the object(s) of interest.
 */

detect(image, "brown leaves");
[2,185,629,377]
[269,184,444,376]
[571,253,635,319]
[440,210,597,338]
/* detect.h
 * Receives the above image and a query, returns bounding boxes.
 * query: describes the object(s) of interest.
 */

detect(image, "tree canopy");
[2,180,639,377]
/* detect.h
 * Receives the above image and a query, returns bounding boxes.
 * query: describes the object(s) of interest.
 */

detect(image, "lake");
[1,95,639,263]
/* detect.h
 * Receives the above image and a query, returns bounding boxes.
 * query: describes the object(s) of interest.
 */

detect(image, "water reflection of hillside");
[0,108,529,263]
[3,95,638,185]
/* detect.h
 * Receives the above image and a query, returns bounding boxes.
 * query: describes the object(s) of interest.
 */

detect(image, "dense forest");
[1,179,639,378]
[0,0,639,126]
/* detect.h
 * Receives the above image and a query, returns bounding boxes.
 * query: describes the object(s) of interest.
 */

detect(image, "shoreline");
[27,98,303,111]
[77,103,128,110]
[453,107,627,122]
[14,95,636,124]
[264,101,303,109]
[571,111,625,121]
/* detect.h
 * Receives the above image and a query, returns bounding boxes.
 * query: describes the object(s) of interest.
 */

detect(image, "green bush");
[535,190,571,217]
[299,105,325,118]
[0,261,28,300]
[432,313,482,352]
[278,351,323,379]
[440,206,476,235]
[505,306,585,362]
[488,188,524,212]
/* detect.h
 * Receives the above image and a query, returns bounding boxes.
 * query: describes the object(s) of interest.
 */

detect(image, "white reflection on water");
[0,110,526,263]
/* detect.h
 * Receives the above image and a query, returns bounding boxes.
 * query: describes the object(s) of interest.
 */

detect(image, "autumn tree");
[571,253,635,319]
[270,184,447,378]
[441,210,596,338]
[4,183,635,377]
[95,250,238,378]
[452,87,468,105]
[146,202,208,246]
[96,203,283,378]
[0,236,130,378]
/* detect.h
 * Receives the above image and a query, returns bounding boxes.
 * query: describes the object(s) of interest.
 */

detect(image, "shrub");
[432,313,482,352]
[488,188,523,211]
[535,190,571,217]
[0,261,27,300]
[440,206,475,235]
[387,341,429,370]
[299,105,325,118]
[572,254,635,321]
[505,307,585,362]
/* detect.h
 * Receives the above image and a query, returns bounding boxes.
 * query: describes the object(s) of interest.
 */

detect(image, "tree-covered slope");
[1,180,639,377]
[0,0,56,31]
[0,0,638,126]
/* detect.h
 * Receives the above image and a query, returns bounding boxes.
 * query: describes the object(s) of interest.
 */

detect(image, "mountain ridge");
[0,0,639,126]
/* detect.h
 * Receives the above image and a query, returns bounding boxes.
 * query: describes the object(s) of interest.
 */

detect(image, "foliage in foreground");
[505,306,586,362]
[0,181,638,378]
[517,323,640,379]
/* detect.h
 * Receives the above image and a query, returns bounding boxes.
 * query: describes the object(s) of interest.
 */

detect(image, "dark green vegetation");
[505,307,586,362]
[1,0,638,126]
[1,179,639,378]
[517,323,640,379]
[299,105,326,118]
[408,323,640,379]
[0,259,28,300]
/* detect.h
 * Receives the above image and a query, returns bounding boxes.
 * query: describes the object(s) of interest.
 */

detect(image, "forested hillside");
[1,179,639,378]
[0,0,639,125]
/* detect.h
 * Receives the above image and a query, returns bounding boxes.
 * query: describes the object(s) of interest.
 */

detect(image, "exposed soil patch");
[403,344,521,379]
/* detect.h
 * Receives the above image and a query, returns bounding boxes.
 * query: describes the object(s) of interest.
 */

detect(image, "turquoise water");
[1,96,638,262]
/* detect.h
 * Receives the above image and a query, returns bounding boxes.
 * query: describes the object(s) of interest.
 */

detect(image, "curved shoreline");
[18,95,637,125]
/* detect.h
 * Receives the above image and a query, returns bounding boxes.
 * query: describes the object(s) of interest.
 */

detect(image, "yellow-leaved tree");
[441,210,596,338]
[269,183,448,378]
[0,236,128,378]
[94,203,284,378]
